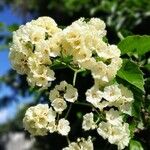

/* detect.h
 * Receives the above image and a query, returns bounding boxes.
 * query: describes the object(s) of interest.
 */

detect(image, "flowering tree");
[9,17,149,150]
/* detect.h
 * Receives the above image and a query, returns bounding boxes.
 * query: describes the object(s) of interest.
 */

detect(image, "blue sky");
[0,6,22,76]
[0,5,33,124]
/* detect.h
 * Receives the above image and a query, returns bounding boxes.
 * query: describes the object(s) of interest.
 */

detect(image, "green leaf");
[117,59,144,92]
[129,140,144,150]
[118,35,150,56]
[8,24,19,32]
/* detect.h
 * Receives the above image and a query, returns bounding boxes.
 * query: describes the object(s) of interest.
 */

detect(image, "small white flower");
[103,84,121,102]
[49,89,60,102]
[64,84,78,103]
[55,80,67,91]
[86,86,103,107]
[63,136,93,150]
[23,104,51,136]
[57,118,70,136]
[119,84,134,102]
[108,123,130,150]
[47,121,56,133]
[97,121,111,139]
[51,98,67,114]
[82,113,96,131]
[105,108,123,126]
[97,101,109,111]
[47,107,56,122]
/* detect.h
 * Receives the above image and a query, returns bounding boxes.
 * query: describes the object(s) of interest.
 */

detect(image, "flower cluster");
[49,81,78,114]
[23,104,70,136]
[63,137,93,150]
[9,17,135,150]
[9,17,122,88]
[97,109,130,150]
[86,83,134,115]
[9,17,61,87]
[61,18,122,85]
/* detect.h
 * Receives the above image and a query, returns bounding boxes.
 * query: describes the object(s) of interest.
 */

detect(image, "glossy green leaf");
[118,35,150,56]
[117,59,144,92]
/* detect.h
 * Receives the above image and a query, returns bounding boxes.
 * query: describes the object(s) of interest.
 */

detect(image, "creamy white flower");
[27,66,55,87]
[108,123,130,150]
[64,84,78,102]
[23,104,51,136]
[117,98,132,115]
[79,58,96,70]
[82,113,96,131]
[119,84,134,102]
[47,121,56,133]
[31,16,61,36]
[91,61,107,81]
[88,18,106,36]
[55,81,68,91]
[49,89,60,102]
[97,121,112,139]
[86,86,103,107]
[48,32,62,57]
[97,120,130,150]
[63,137,93,150]
[47,107,56,122]
[105,108,123,126]
[9,51,29,75]
[97,101,109,111]
[57,118,70,136]
[51,98,67,114]
[79,137,94,150]
[103,84,122,102]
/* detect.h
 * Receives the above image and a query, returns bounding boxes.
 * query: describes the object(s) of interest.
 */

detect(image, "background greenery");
[0,0,150,150]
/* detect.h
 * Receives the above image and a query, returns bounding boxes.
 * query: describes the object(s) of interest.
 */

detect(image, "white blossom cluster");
[49,81,78,114]
[83,84,134,149]
[86,83,134,115]
[9,17,62,87]
[63,137,93,150]
[23,104,70,136]
[9,17,122,88]
[97,109,130,150]
[60,18,122,85]
[9,16,135,150]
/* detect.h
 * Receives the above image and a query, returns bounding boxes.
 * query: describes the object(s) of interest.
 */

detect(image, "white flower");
[47,121,56,133]
[9,51,29,75]
[49,89,60,102]
[88,18,106,36]
[27,66,55,87]
[105,108,123,126]
[119,84,134,102]
[82,113,96,131]
[116,98,133,115]
[103,84,122,102]
[57,118,70,136]
[23,104,51,136]
[47,107,56,122]
[63,137,93,150]
[97,101,109,111]
[86,86,103,107]
[55,81,67,91]
[51,98,67,114]
[97,121,130,150]
[108,123,130,150]
[91,61,107,81]
[31,16,61,36]
[97,121,112,139]
[64,84,78,102]
[78,137,94,150]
